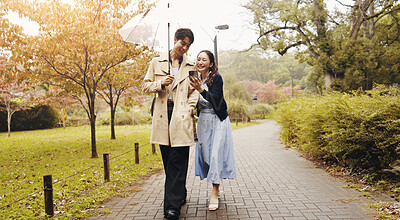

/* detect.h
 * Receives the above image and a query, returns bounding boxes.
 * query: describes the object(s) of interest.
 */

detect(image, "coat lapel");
[159,53,170,75]
[158,53,194,90]
[172,55,194,90]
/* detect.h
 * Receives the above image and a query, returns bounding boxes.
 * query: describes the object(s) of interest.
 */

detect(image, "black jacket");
[197,73,228,121]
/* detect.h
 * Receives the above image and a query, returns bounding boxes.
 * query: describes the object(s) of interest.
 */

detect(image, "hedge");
[273,86,400,172]
[0,105,60,132]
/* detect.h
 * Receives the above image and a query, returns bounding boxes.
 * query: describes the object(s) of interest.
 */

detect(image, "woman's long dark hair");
[198,50,218,88]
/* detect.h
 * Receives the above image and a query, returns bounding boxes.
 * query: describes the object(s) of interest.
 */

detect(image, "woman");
[189,50,236,211]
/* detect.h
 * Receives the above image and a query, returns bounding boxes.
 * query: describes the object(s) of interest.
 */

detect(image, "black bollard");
[43,175,54,216]
[152,144,156,154]
[135,143,139,164]
[103,154,110,182]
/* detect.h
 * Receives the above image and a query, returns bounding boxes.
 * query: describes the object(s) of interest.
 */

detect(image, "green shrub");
[227,99,251,122]
[115,111,133,125]
[249,103,274,119]
[273,86,400,172]
[133,109,152,124]
[98,108,152,126]
[0,105,60,132]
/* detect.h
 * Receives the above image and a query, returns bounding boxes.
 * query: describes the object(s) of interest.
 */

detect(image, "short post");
[152,144,156,154]
[43,175,54,217]
[103,154,110,182]
[135,143,139,164]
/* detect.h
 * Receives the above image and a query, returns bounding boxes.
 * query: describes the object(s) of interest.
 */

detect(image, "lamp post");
[214,24,229,66]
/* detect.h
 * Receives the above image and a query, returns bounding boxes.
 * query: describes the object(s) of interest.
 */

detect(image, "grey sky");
[6,0,258,57]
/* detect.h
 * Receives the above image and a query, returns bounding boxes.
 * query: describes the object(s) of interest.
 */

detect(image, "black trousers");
[160,102,190,215]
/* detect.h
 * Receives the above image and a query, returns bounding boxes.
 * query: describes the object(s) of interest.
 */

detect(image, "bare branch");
[296,27,320,58]
[335,0,353,8]
[40,55,84,87]
[257,26,297,45]
[278,41,304,55]
[367,0,395,20]
[373,6,400,24]
[327,14,340,26]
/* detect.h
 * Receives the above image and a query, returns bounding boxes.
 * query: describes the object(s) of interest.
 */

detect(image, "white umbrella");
[119,0,214,57]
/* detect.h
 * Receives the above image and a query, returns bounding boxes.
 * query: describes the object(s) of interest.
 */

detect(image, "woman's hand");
[189,75,204,93]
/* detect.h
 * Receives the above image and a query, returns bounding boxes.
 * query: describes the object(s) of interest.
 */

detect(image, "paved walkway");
[88,120,376,219]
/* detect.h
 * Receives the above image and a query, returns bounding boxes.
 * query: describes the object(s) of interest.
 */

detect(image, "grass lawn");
[0,124,162,219]
[0,120,259,219]
[231,120,260,129]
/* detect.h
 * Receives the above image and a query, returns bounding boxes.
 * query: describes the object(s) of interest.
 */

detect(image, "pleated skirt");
[195,110,236,184]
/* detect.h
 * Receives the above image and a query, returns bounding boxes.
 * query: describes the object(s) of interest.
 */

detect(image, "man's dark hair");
[175,28,194,44]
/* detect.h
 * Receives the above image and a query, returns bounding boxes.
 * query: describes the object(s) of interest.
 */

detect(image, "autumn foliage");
[0,56,34,137]
[4,0,153,157]
[242,80,302,104]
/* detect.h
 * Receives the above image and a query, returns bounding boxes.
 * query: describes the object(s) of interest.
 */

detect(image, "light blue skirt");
[195,110,236,184]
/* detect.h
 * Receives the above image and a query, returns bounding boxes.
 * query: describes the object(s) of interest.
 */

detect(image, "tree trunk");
[350,0,374,40]
[314,0,333,92]
[89,93,98,158]
[132,108,135,125]
[61,107,66,129]
[324,72,332,92]
[350,0,360,38]
[109,87,116,140]
[90,115,98,158]
[110,108,116,140]
[314,0,326,40]
[363,20,368,38]
[7,106,11,137]
[362,3,368,38]
[369,2,375,39]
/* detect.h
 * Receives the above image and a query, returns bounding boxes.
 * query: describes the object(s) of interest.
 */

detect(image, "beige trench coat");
[142,53,199,147]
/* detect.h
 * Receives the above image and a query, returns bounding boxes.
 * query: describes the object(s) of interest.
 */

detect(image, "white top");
[168,68,179,101]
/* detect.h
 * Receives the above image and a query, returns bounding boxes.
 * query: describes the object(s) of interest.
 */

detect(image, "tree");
[243,80,303,104]
[43,86,78,128]
[7,0,151,158]
[219,50,309,89]
[219,49,274,83]
[245,0,400,92]
[0,57,33,137]
[222,73,252,103]
[0,5,40,137]
[97,54,152,139]
[242,80,263,95]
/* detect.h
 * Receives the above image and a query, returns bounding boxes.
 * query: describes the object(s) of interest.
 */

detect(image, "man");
[141,28,198,219]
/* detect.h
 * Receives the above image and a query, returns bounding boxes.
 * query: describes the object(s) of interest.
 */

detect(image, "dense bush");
[133,109,152,124]
[273,86,400,172]
[227,99,251,122]
[98,109,152,125]
[249,103,274,119]
[0,105,60,132]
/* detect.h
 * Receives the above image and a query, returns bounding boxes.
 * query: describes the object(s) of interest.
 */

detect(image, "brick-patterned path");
[88,120,375,219]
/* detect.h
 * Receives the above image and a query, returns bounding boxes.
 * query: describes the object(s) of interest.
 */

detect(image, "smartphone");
[189,70,196,76]
[189,70,196,82]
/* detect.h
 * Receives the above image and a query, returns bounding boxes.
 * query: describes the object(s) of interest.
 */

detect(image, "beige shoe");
[208,197,219,211]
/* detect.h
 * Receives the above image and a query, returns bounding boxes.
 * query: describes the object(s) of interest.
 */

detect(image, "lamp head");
[215,24,229,30]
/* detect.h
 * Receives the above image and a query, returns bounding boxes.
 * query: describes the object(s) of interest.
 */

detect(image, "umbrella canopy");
[119,0,214,57]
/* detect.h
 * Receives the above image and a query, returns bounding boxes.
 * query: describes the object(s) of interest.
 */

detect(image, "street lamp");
[214,24,229,66]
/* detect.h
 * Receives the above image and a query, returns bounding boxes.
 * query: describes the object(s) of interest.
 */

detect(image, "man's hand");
[161,75,174,86]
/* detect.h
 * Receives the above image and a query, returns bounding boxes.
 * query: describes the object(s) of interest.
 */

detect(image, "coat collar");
[158,52,193,74]
[158,52,195,89]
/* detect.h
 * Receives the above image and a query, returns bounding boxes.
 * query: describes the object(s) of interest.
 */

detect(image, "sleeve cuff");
[157,80,163,91]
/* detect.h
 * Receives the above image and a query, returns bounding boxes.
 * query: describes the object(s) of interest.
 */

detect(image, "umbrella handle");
[167,2,171,75]
[168,22,170,75]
